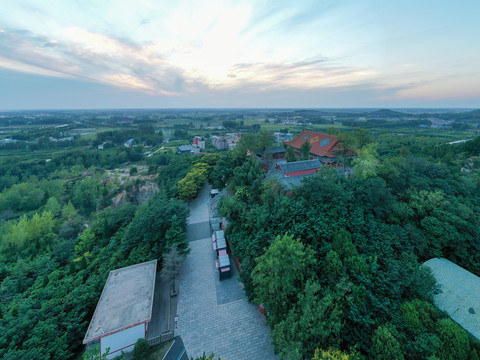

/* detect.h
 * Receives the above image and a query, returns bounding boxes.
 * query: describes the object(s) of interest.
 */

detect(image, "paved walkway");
[147,274,176,339]
[163,336,188,360]
[176,184,278,360]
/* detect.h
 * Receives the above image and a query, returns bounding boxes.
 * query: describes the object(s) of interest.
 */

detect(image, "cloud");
[0,20,383,100]
[1,0,478,109]
[0,28,188,94]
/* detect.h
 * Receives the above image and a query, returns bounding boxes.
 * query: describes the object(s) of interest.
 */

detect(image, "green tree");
[470,349,480,360]
[177,162,209,201]
[62,201,78,219]
[286,146,297,162]
[400,299,439,332]
[313,348,359,360]
[353,144,379,179]
[82,345,109,360]
[123,194,189,257]
[229,157,264,190]
[322,250,342,278]
[45,197,61,217]
[251,233,316,325]
[133,338,149,360]
[272,280,343,359]
[370,325,404,360]
[333,132,355,172]
[353,128,371,149]
[399,146,410,157]
[211,152,238,189]
[257,130,274,152]
[300,141,312,160]
[436,318,470,360]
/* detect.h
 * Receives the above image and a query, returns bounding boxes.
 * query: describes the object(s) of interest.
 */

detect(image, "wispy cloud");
[0,0,479,108]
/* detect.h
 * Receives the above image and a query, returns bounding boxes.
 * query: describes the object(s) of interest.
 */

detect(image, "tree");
[257,130,274,152]
[300,141,312,160]
[470,349,480,360]
[272,280,343,359]
[62,201,78,219]
[399,146,410,157]
[353,128,371,149]
[334,132,355,175]
[313,348,360,360]
[229,157,264,190]
[82,345,109,360]
[211,152,237,189]
[45,197,61,217]
[370,325,404,360]
[123,194,189,256]
[353,144,379,179]
[322,250,342,279]
[251,233,316,325]
[436,318,470,360]
[133,338,149,360]
[286,146,297,162]
[160,246,184,296]
[177,162,208,201]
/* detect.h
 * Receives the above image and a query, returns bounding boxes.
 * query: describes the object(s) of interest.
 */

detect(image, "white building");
[83,260,157,359]
[273,132,293,144]
[193,136,206,149]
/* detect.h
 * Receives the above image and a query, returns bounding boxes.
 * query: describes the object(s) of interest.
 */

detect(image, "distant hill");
[289,110,329,117]
[448,109,480,122]
[365,109,408,118]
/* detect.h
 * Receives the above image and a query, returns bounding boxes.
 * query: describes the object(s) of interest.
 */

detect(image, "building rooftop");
[279,159,322,174]
[265,146,286,154]
[424,258,480,340]
[83,260,157,343]
[178,145,193,152]
[267,172,313,191]
[286,130,338,157]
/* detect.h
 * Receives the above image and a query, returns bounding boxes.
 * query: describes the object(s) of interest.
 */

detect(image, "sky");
[0,0,479,110]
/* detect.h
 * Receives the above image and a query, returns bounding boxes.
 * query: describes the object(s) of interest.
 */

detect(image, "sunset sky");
[0,0,479,109]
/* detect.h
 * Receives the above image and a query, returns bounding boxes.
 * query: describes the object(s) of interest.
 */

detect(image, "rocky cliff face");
[111,181,159,208]
[135,182,160,203]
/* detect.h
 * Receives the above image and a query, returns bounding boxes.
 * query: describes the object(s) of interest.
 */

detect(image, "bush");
[133,338,150,360]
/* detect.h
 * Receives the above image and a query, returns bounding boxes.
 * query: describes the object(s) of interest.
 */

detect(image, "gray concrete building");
[83,260,157,359]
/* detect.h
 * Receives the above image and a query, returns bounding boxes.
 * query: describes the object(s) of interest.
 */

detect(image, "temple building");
[284,130,355,163]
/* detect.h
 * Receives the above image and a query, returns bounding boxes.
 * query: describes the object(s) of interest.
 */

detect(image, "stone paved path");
[176,184,278,360]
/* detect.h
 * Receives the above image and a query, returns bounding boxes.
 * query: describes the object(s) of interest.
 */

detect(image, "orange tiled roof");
[286,130,340,158]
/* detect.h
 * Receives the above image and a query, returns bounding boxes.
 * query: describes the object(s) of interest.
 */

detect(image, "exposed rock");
[135,182,160,204]
[111,182,159,208]
[112,189,128,208]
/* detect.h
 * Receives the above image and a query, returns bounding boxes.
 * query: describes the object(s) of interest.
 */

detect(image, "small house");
[124,139,134,147]
[177,145,193,154]
[83,260,157,359]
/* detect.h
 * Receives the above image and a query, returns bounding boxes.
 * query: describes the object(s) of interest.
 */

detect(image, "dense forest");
[215,134,480,359]
[0,146,212,359]
[0,108,479,359]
